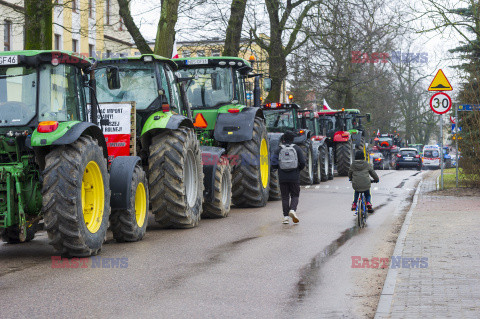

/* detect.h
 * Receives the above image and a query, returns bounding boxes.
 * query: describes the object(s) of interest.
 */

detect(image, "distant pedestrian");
[272,131,306,224]
[348,150,380,212]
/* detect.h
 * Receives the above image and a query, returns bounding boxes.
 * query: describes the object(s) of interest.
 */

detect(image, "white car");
[422,145,441,169]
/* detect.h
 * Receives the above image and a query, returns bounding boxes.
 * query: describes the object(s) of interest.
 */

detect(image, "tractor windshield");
[180,67,234,108]
[0,66,37,126]
[0,64,81,127]
[264,109,296,132]
[95,62,163,110]
[38,64,83,122]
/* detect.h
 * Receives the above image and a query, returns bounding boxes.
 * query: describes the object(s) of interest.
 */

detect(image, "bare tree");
[118,0,182,57]
[250,0,320,102]
[223,0,248,56]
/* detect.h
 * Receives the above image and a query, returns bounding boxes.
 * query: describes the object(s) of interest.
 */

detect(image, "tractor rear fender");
[213,107,263,143]
[31,122,108,170]
[201,146,226,203]
[293,133,308,145]
[333,131,350,142]
[109,156,142,211]
[267,132,283,166]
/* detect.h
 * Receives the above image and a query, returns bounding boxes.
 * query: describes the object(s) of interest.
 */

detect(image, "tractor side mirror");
[263,78,272,92]
[106,66,121,90]
[366,113,371,122]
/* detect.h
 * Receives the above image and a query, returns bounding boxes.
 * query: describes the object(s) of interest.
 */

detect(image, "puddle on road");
[294,225,359,302]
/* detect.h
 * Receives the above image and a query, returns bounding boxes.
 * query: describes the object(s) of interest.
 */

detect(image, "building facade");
[0,0,134,57]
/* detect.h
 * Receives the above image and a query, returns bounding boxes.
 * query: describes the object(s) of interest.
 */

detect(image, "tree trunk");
[154,0,180,58]
[24,0,52,50]
[223,0,248,56]
[118,0,153,54]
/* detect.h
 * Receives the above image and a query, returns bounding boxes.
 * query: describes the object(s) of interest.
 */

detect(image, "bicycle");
[352,180,378,228]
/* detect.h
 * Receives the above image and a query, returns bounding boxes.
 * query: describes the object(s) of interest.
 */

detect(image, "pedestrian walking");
[272,131,306,224]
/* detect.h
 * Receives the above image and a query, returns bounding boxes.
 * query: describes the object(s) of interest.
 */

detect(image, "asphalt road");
[0,170,423,318]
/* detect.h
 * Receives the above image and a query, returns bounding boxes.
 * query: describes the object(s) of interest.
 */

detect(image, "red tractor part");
[333,131,350,142]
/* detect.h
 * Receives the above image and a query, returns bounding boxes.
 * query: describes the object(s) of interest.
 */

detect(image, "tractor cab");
[262,103,299,133]
[0,51,90,134]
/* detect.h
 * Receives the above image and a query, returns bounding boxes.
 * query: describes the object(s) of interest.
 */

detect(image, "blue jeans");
[353,190,371,204]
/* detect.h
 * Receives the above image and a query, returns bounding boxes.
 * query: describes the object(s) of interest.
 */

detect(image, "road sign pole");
[455,104,459,187]
[440,113,444,190]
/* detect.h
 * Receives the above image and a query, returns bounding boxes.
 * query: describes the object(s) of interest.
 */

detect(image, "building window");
[197,50,205,57]
[4,20,11,51]
[107,50,112,58]
[182,50,190,58]
[106,0,110,25]
[72,0,77,12]
[88,0,93,18]
[89,44,95,58]
[212,49,220,56]
[54,34,61,50]
[72,39,78,53]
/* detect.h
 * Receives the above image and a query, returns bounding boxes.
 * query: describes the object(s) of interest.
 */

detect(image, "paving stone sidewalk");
[376,174,480,318]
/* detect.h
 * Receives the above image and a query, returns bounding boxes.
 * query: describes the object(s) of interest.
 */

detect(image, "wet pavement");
[375,173,480,318]
[0,170,423,318]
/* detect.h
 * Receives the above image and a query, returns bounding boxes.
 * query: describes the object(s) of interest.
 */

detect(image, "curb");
[374,179,423,318]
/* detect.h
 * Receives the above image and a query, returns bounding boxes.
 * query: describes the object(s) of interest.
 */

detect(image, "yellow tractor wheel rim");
[81,161,104,234]
[135,182,147,227]
[260,138,269,189]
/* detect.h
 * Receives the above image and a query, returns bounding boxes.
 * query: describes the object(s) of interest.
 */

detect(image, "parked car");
[396,148,422,170]
[371,152,387,170]
[422,145,441,169]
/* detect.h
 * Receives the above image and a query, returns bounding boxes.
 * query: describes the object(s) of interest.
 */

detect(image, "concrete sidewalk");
[376,173,480,318]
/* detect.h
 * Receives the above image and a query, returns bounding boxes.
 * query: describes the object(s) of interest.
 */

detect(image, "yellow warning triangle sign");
[428,69,452,91]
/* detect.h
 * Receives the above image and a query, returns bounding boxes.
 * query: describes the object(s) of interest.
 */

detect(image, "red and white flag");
[172,40,179,59]
[322,99,332,110]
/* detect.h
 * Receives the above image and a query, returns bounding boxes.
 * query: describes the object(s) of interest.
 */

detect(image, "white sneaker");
[282,216,289,224]
[289,210,299,223]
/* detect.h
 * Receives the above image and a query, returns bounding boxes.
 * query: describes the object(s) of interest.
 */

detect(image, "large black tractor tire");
[300,143,314,185]
[312,148,321,185]
[110,165,149,242]
[43,135,110,257]
[319,144,329,182]
[336,140,354,176]
[149,128,204,228]
[268,169,282,201]
[1,222,38,244]
[202,156,232,218]
[356,136,365,151]
[228,117,270,208]
[328,147,334,180]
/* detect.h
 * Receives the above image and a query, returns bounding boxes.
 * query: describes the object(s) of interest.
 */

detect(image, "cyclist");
[349,150,379,212]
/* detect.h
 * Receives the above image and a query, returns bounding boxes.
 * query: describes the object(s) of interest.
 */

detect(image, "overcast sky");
[131,0,466,99]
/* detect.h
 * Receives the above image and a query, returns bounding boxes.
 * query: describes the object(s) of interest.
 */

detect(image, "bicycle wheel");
[357,199,364,228]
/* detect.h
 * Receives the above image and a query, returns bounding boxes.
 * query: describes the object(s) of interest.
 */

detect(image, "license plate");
[0,55,19,66]
[186,59,208,65]
[405,157,412,161]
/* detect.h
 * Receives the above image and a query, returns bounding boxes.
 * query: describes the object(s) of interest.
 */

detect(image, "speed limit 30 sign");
[430,92,452,114]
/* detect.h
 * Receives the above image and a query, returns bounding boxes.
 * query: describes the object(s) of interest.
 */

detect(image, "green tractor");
[94,54,231,222]
[0,50,149,256]
[174,57,271,208]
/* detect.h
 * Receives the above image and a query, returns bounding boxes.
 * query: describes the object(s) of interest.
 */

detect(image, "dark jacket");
[272,144,306,183]
[348,160,379,192]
